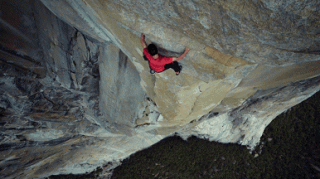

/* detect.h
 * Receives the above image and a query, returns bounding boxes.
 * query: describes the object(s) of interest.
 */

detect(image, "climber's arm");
[173,47,191,61]
[141,33,147,48]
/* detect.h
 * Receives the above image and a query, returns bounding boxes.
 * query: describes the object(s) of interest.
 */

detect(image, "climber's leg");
[164,61,181,75]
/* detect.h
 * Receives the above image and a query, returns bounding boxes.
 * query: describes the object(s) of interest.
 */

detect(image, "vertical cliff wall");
[0,1,158,178]
[39,0,320,139]
[99,43,146,134]
[0,0,319,178]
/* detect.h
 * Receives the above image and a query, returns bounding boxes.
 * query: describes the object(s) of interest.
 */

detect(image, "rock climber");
[140,33,190,75]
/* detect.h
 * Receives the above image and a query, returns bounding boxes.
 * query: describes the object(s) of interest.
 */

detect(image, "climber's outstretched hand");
[141,33,147,48]
[173,47,191,62]
[185,47,191,53]
[141,33,145,41]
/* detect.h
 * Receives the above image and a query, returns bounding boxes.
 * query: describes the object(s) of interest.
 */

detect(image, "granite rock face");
[0,1,156,178]
[40,0,320,134]
[0,0,319,178]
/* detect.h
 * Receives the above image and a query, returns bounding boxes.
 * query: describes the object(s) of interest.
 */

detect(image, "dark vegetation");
[49,91,320,179]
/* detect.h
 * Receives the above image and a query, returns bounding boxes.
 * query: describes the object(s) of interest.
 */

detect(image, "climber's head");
[147,44,158,56]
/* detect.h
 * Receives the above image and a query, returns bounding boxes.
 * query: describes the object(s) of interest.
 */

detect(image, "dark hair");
[147,44,158,56]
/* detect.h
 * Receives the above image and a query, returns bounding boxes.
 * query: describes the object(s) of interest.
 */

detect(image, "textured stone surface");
[0,1,167,178]
[0,0,319,178]
[179,75,320,148]
[0,0,42,61]
[99,43,146,134]
[40,0,320,127]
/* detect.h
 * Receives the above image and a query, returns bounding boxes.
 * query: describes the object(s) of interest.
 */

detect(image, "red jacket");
[143,48,173,72]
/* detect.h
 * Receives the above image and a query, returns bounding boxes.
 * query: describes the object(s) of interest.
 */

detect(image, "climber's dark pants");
[164,61,180,73]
